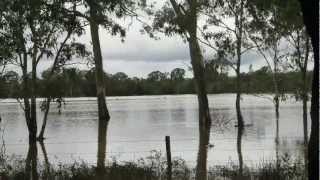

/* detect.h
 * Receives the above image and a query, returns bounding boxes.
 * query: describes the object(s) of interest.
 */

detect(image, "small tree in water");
[0,0,87,143]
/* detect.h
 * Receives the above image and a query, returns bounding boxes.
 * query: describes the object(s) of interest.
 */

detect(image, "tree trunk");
[187,3,212,180]
[29,48,38,143]
[301,40,309,177]
[302,97,308,143]
[22,51,32,136]
[302,69,308,177]
[236,92,244,127]
[25,141,38,180]
[297,1,319,179]
[235,2,245,177]
[37,32,71,141]
[275,97,280,120]
[38,99,51,140]
[272,54,280,121]
[273,47,280,176]
[235,45,244,129]
[235,0,245,129]
[18,31,34,144]
[88,3,111,172]
[308,64,318,180]
[189,35,212,180]
[237,126,244,177]
[169,1,211,179]
[88,6,110,124]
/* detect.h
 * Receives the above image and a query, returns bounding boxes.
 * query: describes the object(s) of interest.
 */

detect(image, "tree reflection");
[39,141,50,177]
[97,118,108,175]
[237,125,244,177]
[25,142,38,180]
[275,110,280,178]
[196,118,211,180]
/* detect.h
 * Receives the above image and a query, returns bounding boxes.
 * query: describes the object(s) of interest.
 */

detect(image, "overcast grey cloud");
[74,24,267,77]
[7,24,267,78]
[4,0,313,79]
[98,27,190,62]
[5,0,270,79]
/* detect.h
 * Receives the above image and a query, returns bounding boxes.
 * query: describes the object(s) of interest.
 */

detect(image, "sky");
[34,22,267,78]
[7,0,301,79]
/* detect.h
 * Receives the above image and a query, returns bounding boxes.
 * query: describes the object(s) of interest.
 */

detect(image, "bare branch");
[49,32,72,76]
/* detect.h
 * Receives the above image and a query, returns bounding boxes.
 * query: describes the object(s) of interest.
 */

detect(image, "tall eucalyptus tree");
[297,0,319,178]
[50,0,147,171]
[147,1,213,179]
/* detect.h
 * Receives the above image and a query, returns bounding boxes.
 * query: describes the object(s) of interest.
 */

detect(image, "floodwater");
[0,94,310,166]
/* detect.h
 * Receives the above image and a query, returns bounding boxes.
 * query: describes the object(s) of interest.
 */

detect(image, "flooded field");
[0,94,309,166]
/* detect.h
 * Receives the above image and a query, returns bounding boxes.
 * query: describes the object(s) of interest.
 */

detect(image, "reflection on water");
[275,110,280,172]
[0,94,310,166]
[97,118,108,174]
[39,141,50,177]
[25,142,38,180]
[237,125,244,176]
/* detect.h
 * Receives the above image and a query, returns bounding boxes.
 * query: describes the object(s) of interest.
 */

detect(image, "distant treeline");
[0,66,312,98]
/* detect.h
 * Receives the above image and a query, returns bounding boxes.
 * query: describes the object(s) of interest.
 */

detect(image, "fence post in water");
[165,136,172,180]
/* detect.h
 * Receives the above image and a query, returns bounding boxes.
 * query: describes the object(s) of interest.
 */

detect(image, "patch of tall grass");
[0,151,306,180]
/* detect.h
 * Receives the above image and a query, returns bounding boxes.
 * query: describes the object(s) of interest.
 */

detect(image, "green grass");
[0,151,306,180]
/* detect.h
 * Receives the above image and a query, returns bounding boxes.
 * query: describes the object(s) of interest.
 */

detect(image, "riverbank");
[0,152,306,180]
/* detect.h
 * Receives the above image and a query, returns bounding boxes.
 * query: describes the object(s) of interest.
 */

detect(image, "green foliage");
[0,66,313,98]
[171,68,186,81]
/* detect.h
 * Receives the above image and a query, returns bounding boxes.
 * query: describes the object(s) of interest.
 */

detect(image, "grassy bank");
[0,151,306,180]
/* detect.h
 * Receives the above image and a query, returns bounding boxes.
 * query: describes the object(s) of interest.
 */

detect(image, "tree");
[297,0,319,179]
[204,59,229,93]
[170,68,185,81]
[52,0,147,172]
[147,1,213,179]
[201,0,255,175]
[148,70,168,81]
[247,0,288,118]
[38,41,90,140]
[247,3,295,164]
[113,72,129,81]
[256,1,313,173]
[0,0,84,143]
[264,0,312,154]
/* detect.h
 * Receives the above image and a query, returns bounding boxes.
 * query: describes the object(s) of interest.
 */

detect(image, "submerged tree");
[248,2,287,118]
[201,0,255,130]
[145,0,213,179]
[51,0,148,172]
[0,0,81,142]
[297,0,319,179]
[284,15,311,150]
[247,3,291,165]
[38,41,90,140]
[200,0,256,176]
[265,0,313,174]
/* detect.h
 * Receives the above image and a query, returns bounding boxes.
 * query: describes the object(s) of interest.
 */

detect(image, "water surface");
[0,94,309,166]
